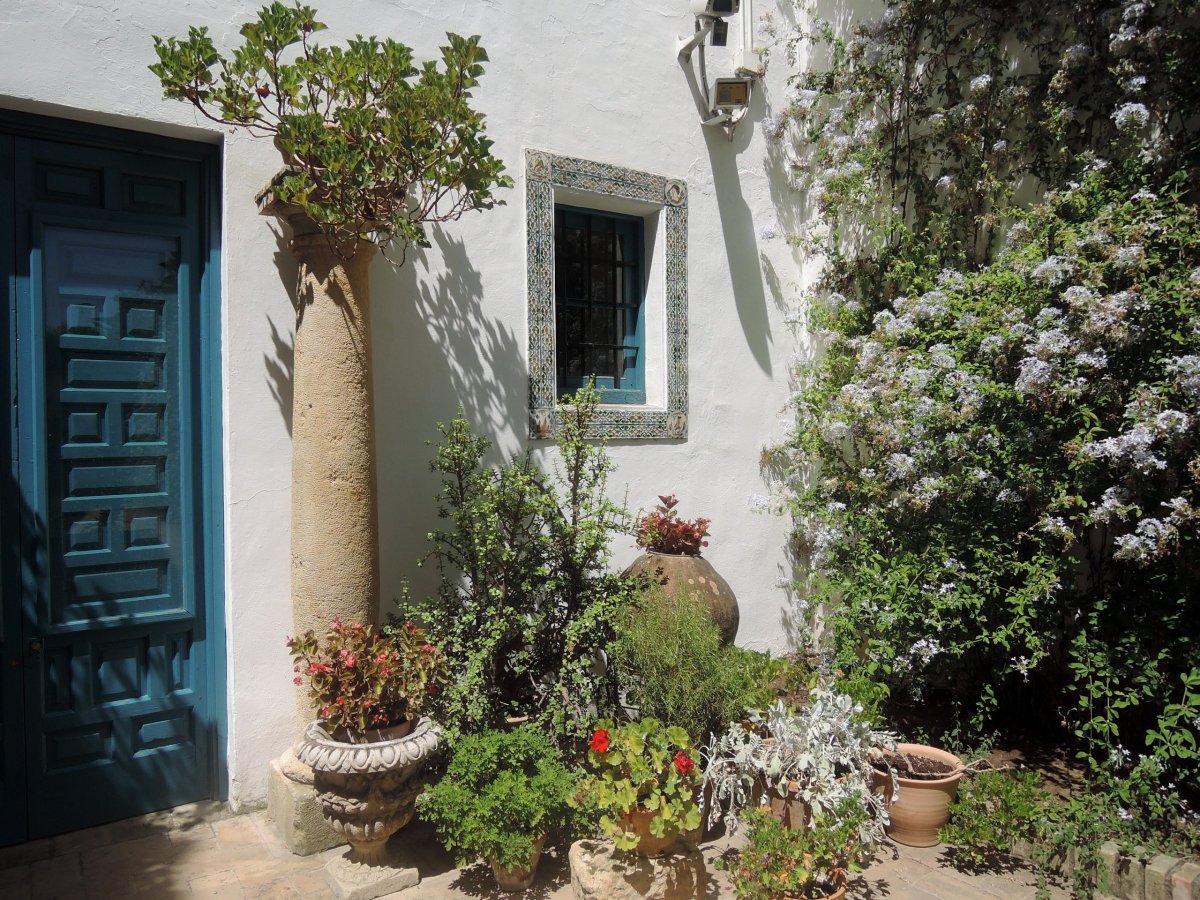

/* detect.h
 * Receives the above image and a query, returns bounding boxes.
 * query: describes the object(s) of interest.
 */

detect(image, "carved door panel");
[1,127,220,843]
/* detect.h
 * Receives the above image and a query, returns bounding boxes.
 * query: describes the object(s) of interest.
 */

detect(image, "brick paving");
[0,802,1070,899]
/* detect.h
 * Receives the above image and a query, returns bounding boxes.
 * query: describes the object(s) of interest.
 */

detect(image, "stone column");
[259,187,381,854]
[287,230,379,731]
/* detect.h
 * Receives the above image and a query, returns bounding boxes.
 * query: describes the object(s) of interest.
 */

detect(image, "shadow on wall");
[263,226,299,435]
[371,227,527,612]
[258,223,527,614]
[704,87,773,377]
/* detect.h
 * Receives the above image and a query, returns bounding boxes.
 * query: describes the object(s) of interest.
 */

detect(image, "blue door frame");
[0,110,225,845]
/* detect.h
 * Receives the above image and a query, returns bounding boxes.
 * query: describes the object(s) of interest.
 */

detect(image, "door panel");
[0,131,28,848]
[1,126,221,842]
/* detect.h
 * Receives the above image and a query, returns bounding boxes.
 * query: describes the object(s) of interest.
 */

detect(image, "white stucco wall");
[1,0,803,808]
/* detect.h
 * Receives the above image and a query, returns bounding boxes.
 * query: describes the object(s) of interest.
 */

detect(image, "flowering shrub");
[582,718,702,851]
[765,0,1200,809]
[287,618,445,735]
[635,495,711,555]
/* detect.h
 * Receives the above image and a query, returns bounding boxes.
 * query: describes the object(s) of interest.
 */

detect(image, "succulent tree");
[151,1,512,253]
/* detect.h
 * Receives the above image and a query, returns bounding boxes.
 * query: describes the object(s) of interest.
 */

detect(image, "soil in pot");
[875,748,957,780]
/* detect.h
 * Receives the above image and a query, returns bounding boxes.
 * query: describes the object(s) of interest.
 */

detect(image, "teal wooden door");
[0,118,223,843]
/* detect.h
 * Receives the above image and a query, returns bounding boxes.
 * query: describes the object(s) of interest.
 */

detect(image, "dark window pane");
[615,230,632,262]
[587,346,616,378]
[555,206,644,401]
[560,304,585,345]
[588,310,615,346]
[562,225,585,258]
[565,348,584,376]
[589,264,614,303]
[589,226,614,260]
[557,261,586,301]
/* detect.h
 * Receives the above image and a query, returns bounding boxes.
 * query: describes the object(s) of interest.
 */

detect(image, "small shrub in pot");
[420,727,585,891]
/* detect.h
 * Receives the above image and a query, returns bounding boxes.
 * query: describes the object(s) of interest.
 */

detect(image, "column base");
[266,751,344,856]
[324,848,419,900]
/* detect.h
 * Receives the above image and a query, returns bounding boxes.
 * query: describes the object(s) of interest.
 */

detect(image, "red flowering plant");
[580,717,702,852]
[635,495,711,555]
[286,618,446,738]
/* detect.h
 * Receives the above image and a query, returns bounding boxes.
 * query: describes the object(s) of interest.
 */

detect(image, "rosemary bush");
[611,587,766,743]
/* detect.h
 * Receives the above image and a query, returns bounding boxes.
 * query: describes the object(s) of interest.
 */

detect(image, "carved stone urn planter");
[625,550,740,645]
[295,717,440,899]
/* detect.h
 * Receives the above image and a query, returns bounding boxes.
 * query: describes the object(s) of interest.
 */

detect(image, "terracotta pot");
[617,807,678,858]
[490,833,546,892]
[625,550,740,644]
[775,872,847,900]
[763,779,812,831]
[876,742,963,847]
[295,717,440,864]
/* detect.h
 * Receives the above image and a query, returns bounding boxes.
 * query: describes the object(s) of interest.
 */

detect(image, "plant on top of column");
[150,4,513,741]
[150,1,511,254]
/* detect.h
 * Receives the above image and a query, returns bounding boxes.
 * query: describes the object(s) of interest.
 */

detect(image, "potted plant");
[582,718,703,857]
[702,689,895,842]
[150,5,513,735]
[287,619,445,866]
[719,799,872,899]
[625,494,739,644]
[871,743,964,847]
[420,727,585,892]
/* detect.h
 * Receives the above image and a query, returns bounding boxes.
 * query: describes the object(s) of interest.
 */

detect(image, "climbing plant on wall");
[767,0,1200,794]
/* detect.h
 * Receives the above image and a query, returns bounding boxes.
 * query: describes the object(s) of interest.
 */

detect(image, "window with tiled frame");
[525,150,688,440]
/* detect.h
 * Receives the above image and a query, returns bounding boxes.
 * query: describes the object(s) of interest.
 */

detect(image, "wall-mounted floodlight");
[678,0,760,141]
[713,78,752,111]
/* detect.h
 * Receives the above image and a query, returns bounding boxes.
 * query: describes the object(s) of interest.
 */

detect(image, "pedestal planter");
[876,743,963,847]
[295,717,440,899]
[625,551,739,645]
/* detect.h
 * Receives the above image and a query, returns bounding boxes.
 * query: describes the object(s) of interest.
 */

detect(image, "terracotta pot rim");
[875,742,964,787]
[641,548,703,558]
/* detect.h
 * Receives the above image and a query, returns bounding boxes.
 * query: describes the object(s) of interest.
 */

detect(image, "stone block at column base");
[570,838,706,900]
[266,754,344,856]
[323,849,419,900]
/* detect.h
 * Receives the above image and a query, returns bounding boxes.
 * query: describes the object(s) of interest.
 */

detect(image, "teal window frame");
[526,150,689,441]
[554,205,646,404]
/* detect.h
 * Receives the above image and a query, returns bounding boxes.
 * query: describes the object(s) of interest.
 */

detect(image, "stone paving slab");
[0,803,1071,899]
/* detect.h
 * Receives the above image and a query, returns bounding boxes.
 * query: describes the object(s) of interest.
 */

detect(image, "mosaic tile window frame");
[526,150,688,440]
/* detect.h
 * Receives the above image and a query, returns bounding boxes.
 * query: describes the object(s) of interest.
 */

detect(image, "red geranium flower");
[589,728,610,753]
[673,750,695,776]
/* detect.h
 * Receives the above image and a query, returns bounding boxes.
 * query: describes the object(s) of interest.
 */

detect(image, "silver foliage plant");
[701,688,897,845]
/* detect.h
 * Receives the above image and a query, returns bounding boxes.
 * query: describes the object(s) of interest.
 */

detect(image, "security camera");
[689,0,740,18]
